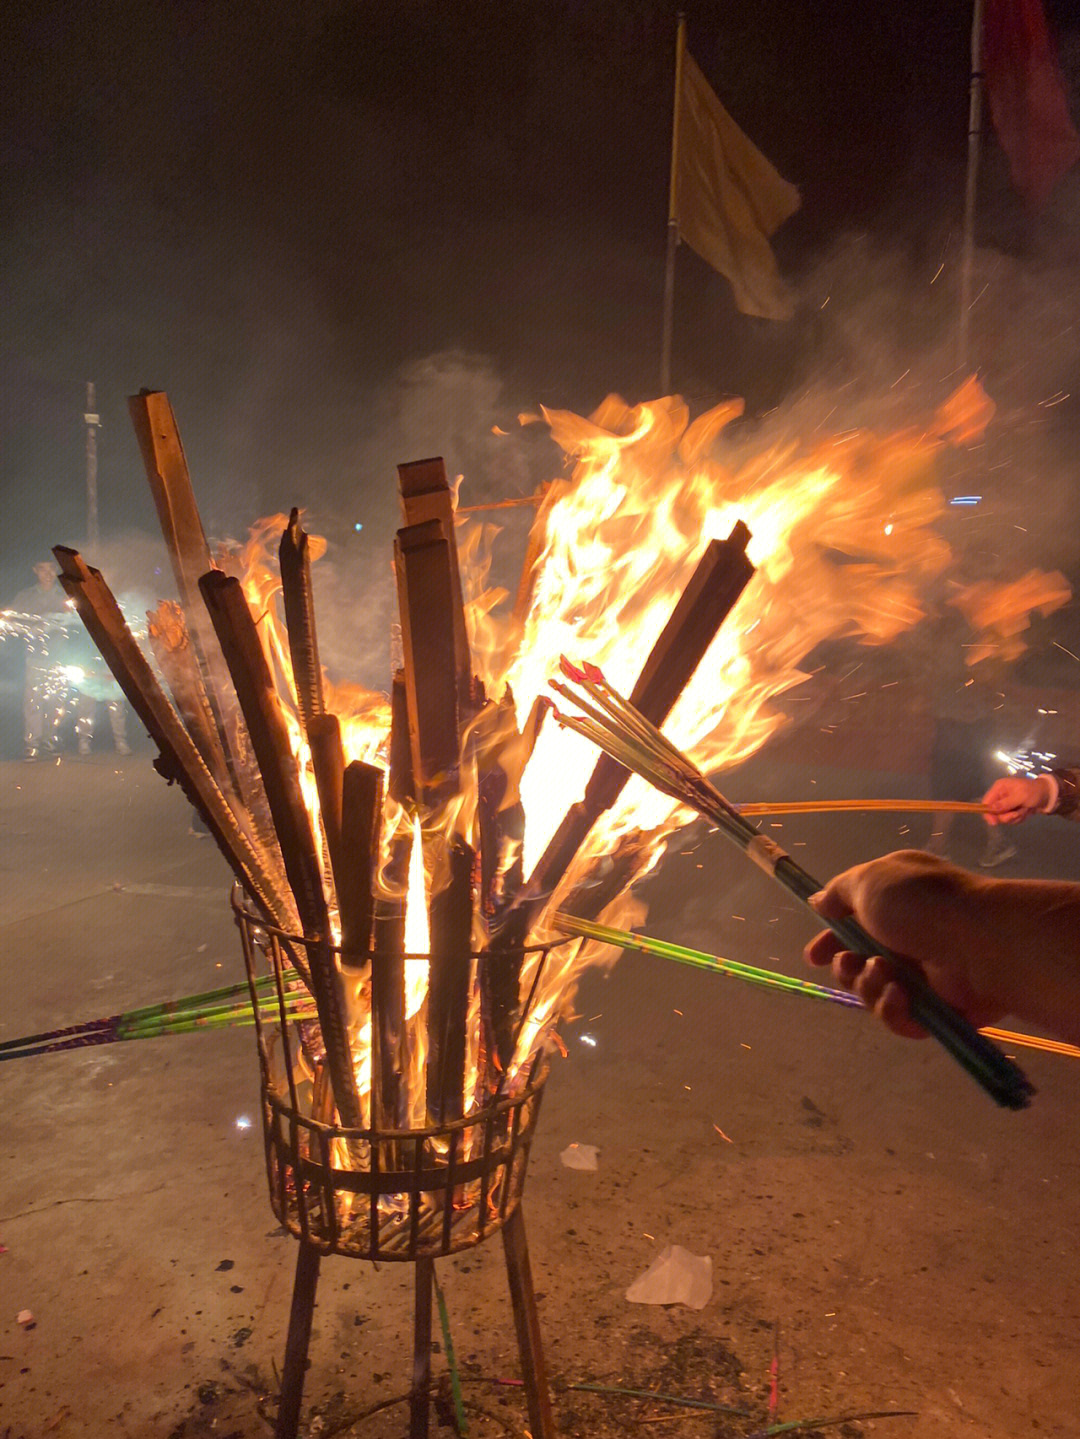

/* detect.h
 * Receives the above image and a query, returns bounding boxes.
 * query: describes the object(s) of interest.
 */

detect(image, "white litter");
[625,1245,712,1310]
[559,1143,599,1171]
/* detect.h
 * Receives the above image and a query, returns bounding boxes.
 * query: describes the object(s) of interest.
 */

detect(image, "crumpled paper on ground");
[560,1143,599,1171]
[625,1245,712,1309]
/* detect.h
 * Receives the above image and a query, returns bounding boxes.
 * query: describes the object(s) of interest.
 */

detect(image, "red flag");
[983,0,1080,205]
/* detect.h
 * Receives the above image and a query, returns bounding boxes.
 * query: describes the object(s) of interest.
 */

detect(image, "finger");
[853,954,892,1010]
[807,870,861,924]
[803,929,843,969]
[833,949,867,988]
[876,979,927,1040]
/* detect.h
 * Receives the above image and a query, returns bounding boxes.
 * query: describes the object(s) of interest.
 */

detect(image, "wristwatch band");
[1050,768,1079,818]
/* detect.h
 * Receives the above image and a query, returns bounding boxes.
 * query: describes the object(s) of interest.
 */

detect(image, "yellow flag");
[673,47,800,320]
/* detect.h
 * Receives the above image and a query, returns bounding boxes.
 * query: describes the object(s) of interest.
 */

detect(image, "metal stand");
[275,1243,321,1439]
[234,902,565,1438]
[274,1203,556,1439]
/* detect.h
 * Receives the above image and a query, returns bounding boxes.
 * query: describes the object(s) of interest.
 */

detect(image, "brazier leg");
[502,1203,557,1438]
[410,1256,434,1439]
[276,1241,321,1439]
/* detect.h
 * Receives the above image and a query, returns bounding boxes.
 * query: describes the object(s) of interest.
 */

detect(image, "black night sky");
[2,0,1079,609]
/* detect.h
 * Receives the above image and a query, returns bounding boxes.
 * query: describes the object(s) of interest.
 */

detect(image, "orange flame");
[233,381,1071,1103]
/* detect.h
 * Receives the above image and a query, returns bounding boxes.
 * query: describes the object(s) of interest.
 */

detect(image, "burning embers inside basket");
[236,896,563,1260]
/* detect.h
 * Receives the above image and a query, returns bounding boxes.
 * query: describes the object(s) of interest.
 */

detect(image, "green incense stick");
[552,913,863,1010]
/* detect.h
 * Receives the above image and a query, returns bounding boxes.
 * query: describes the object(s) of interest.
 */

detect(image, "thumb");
[807,870,859,923]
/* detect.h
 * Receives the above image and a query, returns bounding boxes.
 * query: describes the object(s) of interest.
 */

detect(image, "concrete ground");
[1,745,1078,1438]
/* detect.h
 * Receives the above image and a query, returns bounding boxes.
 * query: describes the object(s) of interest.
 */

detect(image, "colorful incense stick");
[552,914,1080,1061]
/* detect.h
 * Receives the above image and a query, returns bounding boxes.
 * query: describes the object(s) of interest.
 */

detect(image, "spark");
[580,1033,597,1048]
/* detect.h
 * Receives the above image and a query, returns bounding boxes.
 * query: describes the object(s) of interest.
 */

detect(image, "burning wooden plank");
[198,569,363,1131]
[426,837,475,1124]
[129,390,277,847]
[480,524,755,1075]
[278,508,324,735]
[475,689,526,922]
[146,600,229,782]
[394,470,480,1124]
[394,519,463,804]
[339,757,384,964]
[396,457,471,703]
[528,522,753,913]
[53,548,298,939]
[372,827,408,1135]
[370,672,411,1134]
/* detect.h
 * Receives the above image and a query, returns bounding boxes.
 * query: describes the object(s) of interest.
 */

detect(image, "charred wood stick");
[199,570,362,1131]
[481,524,755,1069]
[426,838,475,1124]
[52,548,298,941]
[128,391,249,803]
[397,458,471,706]
[371,829,409,1135]
[339,757,384,965]
[388,670,414,807]
[307,711,346,916]
[561,829,661,924]
[371,678,413,1134]
[146,600,229,781]
[475,689,527,923]
[518,523,752,924]
[394,520,463,805]
[279,508,324,734]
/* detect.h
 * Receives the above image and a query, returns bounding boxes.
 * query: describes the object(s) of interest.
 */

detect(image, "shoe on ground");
[979,842,1018,869]
[22,746,37,762]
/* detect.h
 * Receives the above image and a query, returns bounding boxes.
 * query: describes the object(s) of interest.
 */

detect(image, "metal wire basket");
[232,891,565,1261]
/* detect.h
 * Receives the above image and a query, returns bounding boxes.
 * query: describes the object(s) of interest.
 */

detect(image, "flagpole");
[957,0,986,371]
[660,13,686,395]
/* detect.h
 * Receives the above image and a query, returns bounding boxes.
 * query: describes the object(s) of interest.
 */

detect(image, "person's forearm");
[962,877,1080,1045]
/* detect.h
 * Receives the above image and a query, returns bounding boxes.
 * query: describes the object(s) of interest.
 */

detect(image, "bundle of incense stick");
[548,659,1035,1110]
[552,914,1080,1061]
[736,799,987,817]
[0,974,316,1062]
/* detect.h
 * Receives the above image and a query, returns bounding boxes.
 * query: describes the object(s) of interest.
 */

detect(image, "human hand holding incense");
[550,658,1035,1107]
[805,850,1080,1048]
[983,774,1056,825]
